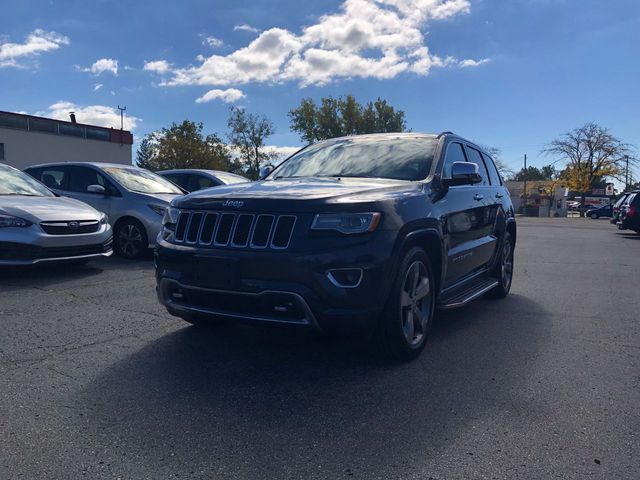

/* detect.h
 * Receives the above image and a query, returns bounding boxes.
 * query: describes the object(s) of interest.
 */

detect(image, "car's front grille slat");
[172,210,296,251]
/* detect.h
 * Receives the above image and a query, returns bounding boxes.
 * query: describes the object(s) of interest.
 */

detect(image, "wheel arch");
[396,228,444,298]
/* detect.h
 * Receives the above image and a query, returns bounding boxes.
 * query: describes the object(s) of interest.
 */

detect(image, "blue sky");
[2,0,639,175]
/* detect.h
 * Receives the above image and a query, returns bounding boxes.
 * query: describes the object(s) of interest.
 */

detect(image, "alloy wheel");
[118,223,143,258]
[501,240,514,290]
[399,260,432,347]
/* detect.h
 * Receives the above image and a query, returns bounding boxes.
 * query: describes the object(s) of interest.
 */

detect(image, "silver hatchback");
[24,162,184,259]
[0,164,112,266]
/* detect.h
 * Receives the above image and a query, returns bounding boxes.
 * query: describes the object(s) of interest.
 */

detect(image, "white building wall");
[0,127,132,170]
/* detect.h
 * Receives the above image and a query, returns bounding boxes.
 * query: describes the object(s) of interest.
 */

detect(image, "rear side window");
[482,153,502,186]
[464,146,490,186]
[29,166,69,190]
[442,142,466,179]
[164,173,189,190]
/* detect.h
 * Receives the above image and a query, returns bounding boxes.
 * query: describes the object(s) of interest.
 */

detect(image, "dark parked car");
[617,192,640,233]
[587,204,613,219]
[155,133,516,360]
[157,169,248,193]
[611,192,636,225]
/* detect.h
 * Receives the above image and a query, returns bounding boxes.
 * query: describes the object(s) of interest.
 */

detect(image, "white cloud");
[93,83,103,91]
[143,59,171,74]
[45,101,140,130]
[203,36,224,48]
[0,29,69,68]
[80,58,118,76]
[164,0,484,90]
[263,145,301,160]
[195,88,246,103]
[458,57,490,68]
[233,24,261,34]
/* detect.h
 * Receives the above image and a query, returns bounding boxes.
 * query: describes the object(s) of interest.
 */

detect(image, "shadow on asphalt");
[615,232,640,240]
[79,293,550,477]
[0,252,154,288]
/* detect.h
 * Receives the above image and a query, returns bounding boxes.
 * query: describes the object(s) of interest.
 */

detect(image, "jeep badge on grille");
[222,200,244,209]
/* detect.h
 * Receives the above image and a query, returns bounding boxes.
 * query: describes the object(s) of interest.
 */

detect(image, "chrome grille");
[173,211,296,250]
[40,220,100,235]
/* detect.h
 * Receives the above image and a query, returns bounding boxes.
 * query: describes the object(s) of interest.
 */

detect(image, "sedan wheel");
[591,213,598,219]
[115,220,148,259]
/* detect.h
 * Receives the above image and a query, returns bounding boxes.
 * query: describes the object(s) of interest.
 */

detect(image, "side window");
[442,142,466,179]
[68,166,106,193]
[482,152,502,186]
[38,166,69,190]
[190,175,217,191]
[165,173,189,190]
[464,146,490,186]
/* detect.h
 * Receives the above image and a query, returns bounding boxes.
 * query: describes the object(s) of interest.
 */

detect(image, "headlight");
[0,214,32,228]
[311,212,381,234]
[99,212,108,225]
[148,204,166,216]
[162,206,180,226]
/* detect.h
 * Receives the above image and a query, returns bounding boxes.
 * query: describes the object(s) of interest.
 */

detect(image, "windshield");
[103,167,183,194]
[215,172,249,185]
[0,164,54,197]
[269,136,438,181]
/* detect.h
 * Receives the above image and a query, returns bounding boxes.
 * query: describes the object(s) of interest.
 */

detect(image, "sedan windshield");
[270,136,438,181]
[103,167,183,194]
[0,165,54,197]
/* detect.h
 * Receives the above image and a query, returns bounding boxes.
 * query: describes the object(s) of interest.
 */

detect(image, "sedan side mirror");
[259,164,273,180]
[442,162,482,187]
[87,184,106,195]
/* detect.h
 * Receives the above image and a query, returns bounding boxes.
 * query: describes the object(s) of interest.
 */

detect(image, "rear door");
[440,142,495,286]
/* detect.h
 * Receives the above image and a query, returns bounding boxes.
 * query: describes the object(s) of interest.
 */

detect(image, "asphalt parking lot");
[1,217,639,479]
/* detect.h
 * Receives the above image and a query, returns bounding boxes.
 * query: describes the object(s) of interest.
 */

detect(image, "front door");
[440,142,497,287]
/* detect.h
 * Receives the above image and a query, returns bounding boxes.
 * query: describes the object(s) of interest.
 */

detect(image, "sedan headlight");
[0,214,32,228]
[311,212,381,234]
[149,204,167,216]
[162,206,180,226]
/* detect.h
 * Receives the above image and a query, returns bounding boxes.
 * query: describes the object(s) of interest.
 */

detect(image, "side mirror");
[442,162,482,187]
[87,184,106,195]
[259,165,273,180]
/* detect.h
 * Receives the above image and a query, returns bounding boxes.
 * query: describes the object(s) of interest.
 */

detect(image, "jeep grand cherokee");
[155,132,516,360]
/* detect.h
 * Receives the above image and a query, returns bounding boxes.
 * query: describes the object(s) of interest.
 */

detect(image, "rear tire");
[590,212,598,219]
[486,232,514,299]
[375,247,435,361]
[114,218,148,260]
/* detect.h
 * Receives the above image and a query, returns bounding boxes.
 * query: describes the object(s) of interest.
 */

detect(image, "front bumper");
[155,232,398,332]
[0,223,113,266]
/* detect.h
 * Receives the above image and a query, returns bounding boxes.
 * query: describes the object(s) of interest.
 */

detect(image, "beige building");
[0,110,132,170]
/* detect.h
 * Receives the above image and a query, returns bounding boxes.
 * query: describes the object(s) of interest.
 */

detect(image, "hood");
[0,195,102,223]
[174,177,421,210]
[137,192,183,205]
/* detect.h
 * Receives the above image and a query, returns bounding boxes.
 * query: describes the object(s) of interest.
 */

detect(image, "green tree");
[135,120,234,172]
[513,165,556,181]
[227,106,277,180]
[288,95,407,142]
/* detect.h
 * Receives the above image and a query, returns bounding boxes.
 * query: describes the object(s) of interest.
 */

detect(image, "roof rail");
[437,131,454,138]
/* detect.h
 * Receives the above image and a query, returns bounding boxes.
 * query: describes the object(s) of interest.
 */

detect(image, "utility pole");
[625,154,629,191]
[117,105,126,131]
[523,154,527,214]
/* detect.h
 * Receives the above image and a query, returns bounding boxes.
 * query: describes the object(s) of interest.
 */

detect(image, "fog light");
[171,288,184,299]
[327,268,363,288]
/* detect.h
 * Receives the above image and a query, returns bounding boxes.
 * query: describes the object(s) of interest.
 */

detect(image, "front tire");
[590,212,599,219]
[486,232,514,299]
[376,247,435,361]
[114,219,148,259]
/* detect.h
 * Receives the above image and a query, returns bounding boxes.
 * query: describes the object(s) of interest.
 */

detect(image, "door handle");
[474,194,484,201]
[495,192,503,199]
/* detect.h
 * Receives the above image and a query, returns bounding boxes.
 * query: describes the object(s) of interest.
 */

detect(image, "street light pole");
[523,154,527,214]
[625,154,629,191]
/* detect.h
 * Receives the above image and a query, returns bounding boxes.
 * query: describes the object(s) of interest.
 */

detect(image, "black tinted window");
[482,153,502,186]
[464,147,490,186]
[442,142,466,178]
[164,173,189,190]
[271,136,438,181]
